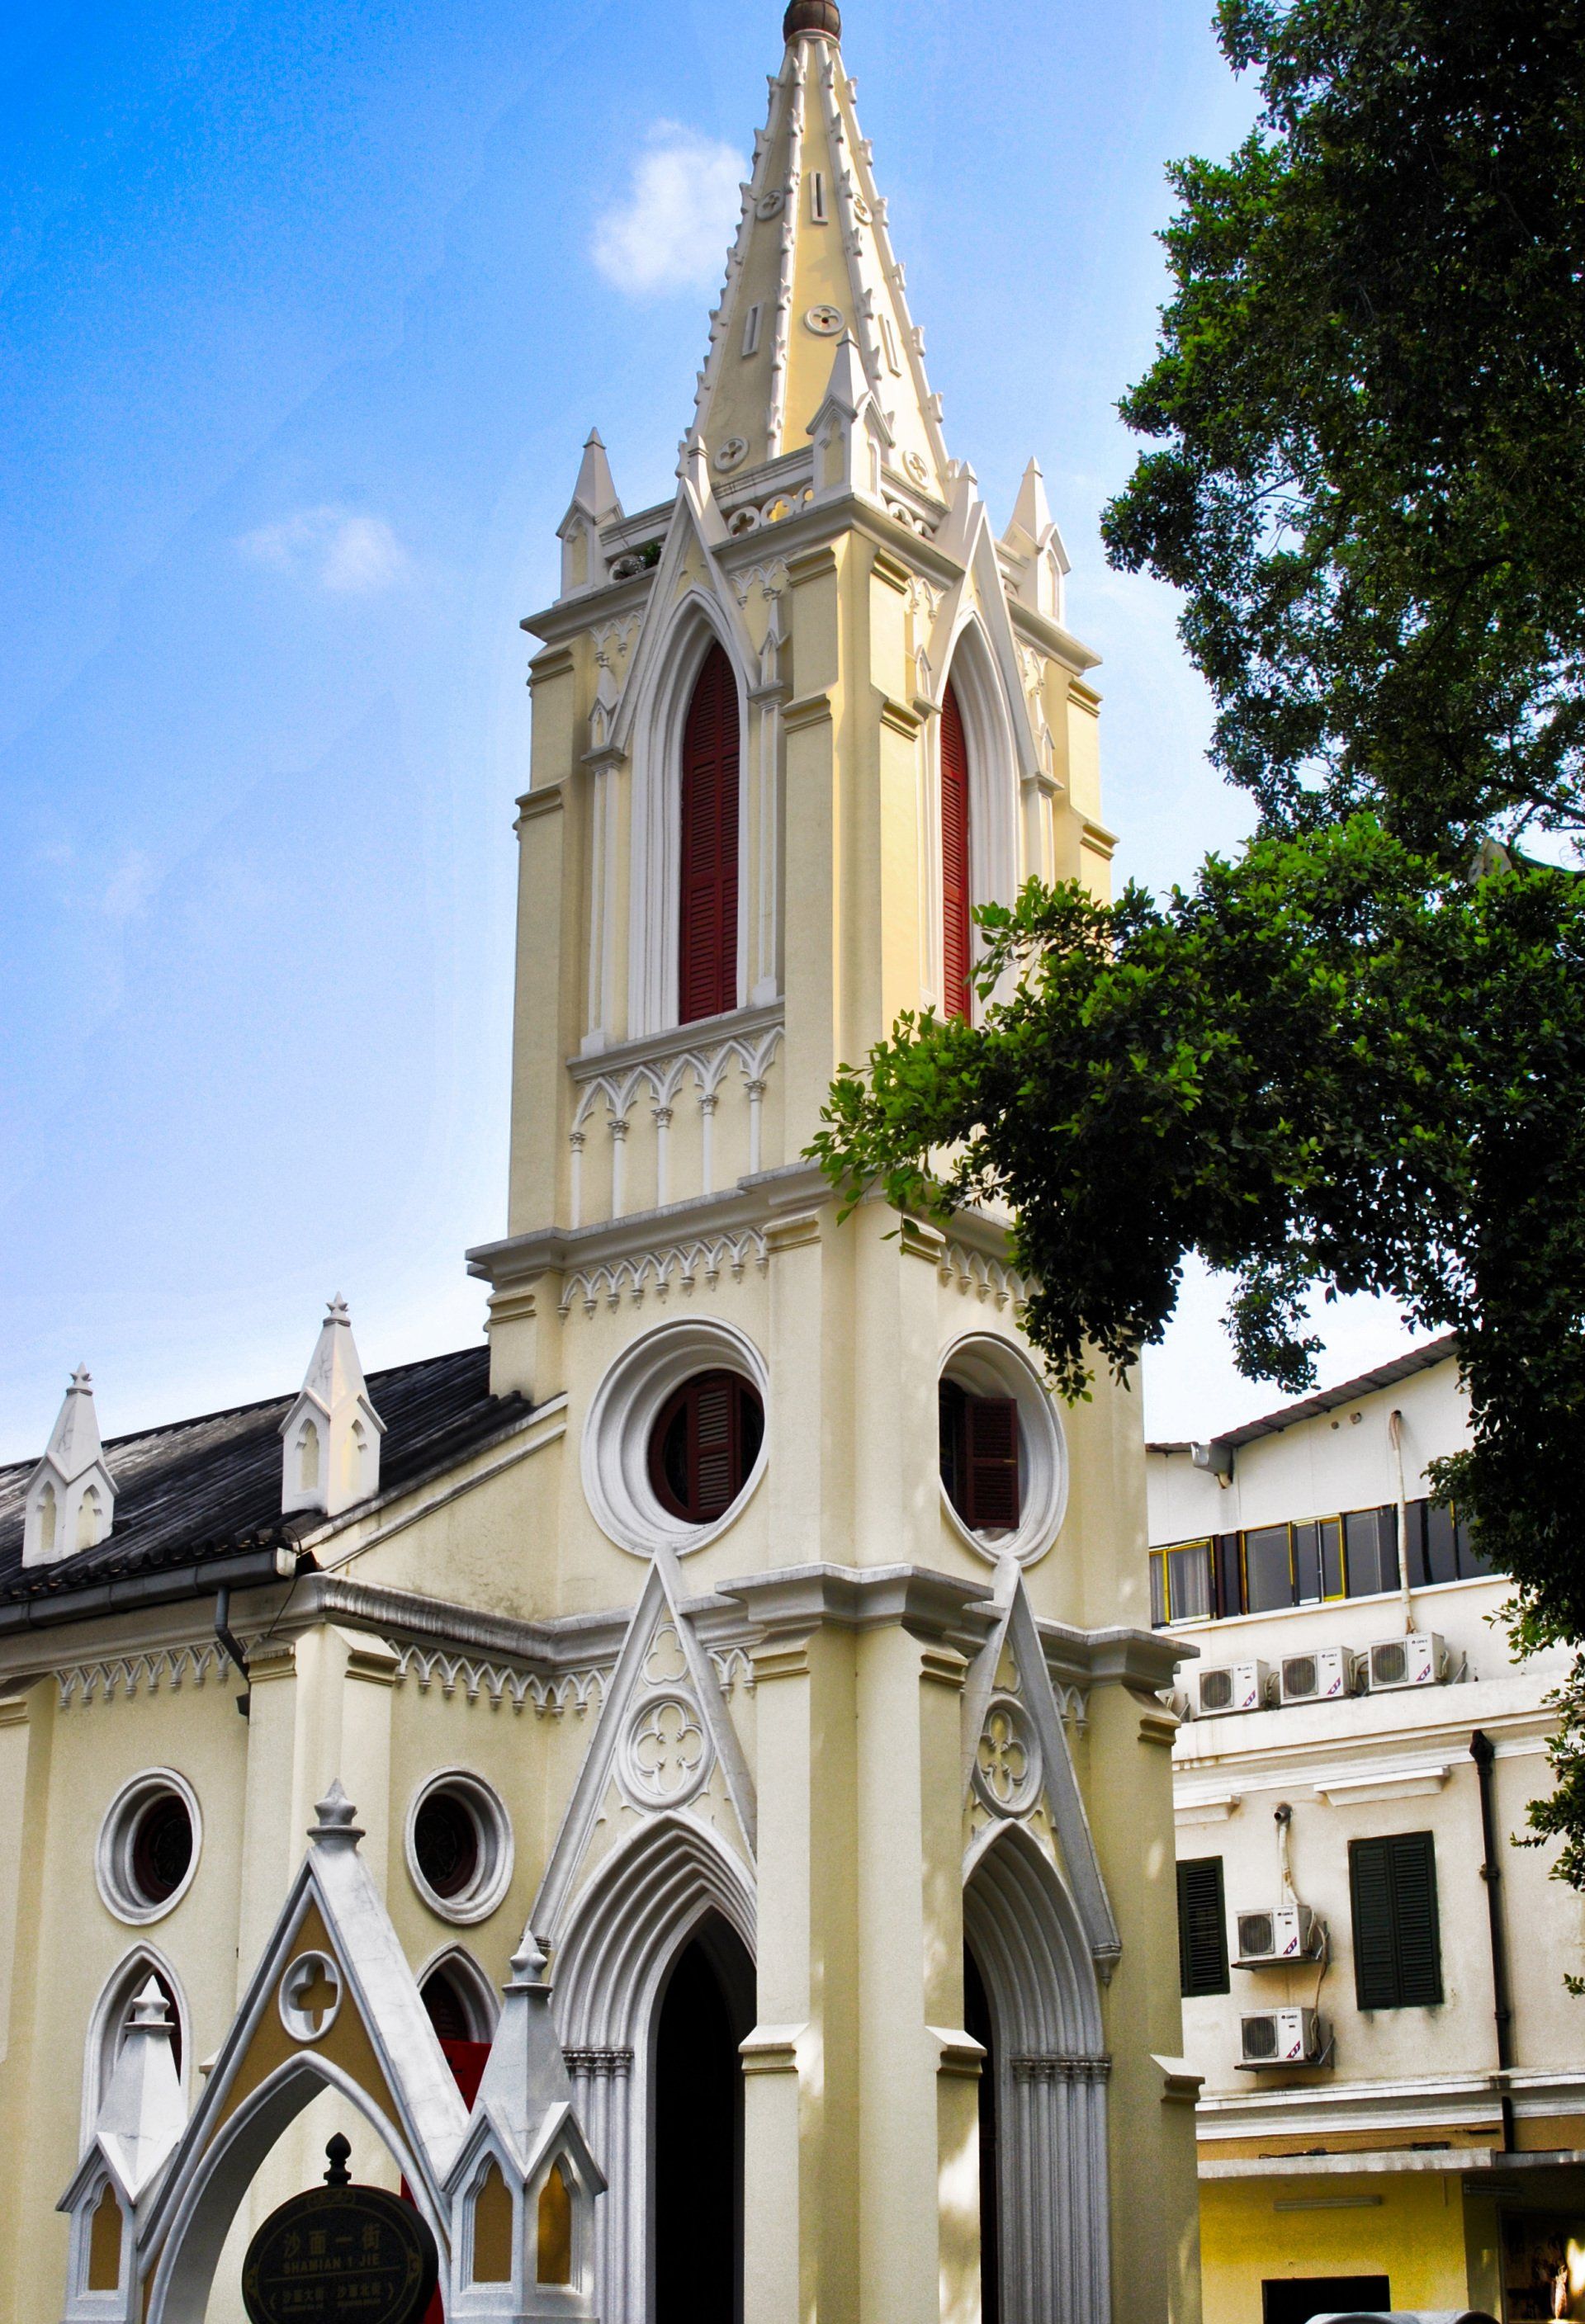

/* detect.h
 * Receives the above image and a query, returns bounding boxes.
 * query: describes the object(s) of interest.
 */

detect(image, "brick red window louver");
[679,643,740,1023]
[649,1370,764,1523]
[941,680,972,1021]
[940,1381,1021,1530]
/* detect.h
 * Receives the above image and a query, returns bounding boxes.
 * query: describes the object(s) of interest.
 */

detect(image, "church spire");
[690,7,949,493]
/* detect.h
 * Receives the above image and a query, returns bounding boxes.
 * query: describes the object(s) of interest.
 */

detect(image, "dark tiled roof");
[1147,1333,1459,1457]
[0,1346,528,1605]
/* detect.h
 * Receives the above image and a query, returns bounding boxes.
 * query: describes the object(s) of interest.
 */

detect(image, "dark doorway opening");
[654,1920,755,2324]
[964,1944,1001,2324]
[1263,2276,1391,2324]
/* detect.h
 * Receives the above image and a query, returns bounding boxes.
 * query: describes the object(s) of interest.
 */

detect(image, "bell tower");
[466,7,1200,2322]
[474,0,1116,1384]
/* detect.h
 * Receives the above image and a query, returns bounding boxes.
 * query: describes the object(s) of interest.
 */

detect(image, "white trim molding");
[580,1319,769,1560]
[95,1770,203,1928]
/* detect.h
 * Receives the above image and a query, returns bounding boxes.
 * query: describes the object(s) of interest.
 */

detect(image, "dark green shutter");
[1351,1832,1442,2008]
[1177,1857,1229,1997]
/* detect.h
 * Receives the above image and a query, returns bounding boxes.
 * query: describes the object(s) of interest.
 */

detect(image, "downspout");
[1388,1407,1415,1636]
[1470,1730,1515,2151]
[213,1585,252,1719]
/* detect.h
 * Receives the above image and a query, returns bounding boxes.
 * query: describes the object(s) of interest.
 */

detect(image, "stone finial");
[557,428,624,598]
[807,333,892,503]
[279,1298,386,1519]
[507,1935,549,1989]
[1001,456,1071,621]
[94,1977,185,2197]
[310,1780,365,1849]
[476,1931,575,2145]
[22,1367,117,1568]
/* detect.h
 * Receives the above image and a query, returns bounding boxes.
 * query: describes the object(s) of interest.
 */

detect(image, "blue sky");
[0,0,1419,1460]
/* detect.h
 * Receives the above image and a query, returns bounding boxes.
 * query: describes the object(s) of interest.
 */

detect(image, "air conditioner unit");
[1193,1661,1267,1718]
[1362,1633,1445,1693]
[1238,2007,1327,2067]
[1234,1904,1325,1965]
[1276,1646,1355,1707]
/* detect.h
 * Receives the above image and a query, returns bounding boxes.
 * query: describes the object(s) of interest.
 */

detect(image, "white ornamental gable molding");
[529,1548,757,1944]
[280,1297,386,1516]
[90,1781,603,2324]
[961,1559,1122,1981]
[22,1366,117,1566]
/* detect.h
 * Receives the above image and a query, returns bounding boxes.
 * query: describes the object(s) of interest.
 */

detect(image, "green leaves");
[813,0,1585,1897]
[813,832,1585,1703]
[1103,0,1585,858]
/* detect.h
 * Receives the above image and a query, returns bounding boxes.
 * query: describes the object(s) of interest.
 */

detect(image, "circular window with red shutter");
[938,1334,1068,1566]
[647,1371,764,1523]
[583,1320,771,1556]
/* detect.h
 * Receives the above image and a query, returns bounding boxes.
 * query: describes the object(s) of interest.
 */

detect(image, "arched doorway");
[652,1920,753,2324]
[964,1943,1001,2324]
[549,1816,757,2324]
[963,1826,1111,2324]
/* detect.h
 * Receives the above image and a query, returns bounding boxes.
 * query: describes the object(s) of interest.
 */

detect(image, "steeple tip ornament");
[783,0,840,37]
[310,1780,365,1850]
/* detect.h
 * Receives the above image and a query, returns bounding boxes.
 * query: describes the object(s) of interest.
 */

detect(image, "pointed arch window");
[679,644,740,1023]
[941,680,972,1021]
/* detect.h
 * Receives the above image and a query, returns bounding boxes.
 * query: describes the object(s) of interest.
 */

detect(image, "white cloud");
[591,123,745,298]
[102,850,156,925]
[239,506,413,594]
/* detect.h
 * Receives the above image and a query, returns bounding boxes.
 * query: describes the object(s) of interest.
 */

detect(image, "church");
[0,8,1202,2322]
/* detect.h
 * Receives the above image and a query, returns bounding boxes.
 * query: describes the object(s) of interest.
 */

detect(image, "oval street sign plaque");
[241,2183,439,2324]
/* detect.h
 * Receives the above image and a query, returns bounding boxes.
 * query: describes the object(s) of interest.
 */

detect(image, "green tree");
[812,0,1585,1870]
[1104,0,1585,859]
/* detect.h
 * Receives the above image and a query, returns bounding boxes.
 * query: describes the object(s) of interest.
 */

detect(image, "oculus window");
[648,1372,764,1524]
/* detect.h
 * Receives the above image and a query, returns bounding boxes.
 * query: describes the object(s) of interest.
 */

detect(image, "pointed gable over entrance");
[75,1786,602,2324]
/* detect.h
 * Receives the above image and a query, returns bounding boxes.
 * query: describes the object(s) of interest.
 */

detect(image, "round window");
[405,1773,513,1925]
[97,1771,202,1925]
[938,1333,1067,1566]
[647,1372,764,1524]
[582,1319,770,1556]
[414,1790,480,1900]
[130,1794,194,1905]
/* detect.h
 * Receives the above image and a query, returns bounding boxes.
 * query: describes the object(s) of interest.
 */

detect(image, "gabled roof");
[1147,1333,1460,1458]
[0,1345,528,1605]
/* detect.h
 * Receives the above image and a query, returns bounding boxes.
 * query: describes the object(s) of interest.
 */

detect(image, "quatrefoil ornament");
[972,1698,1042,1817]
[620,1694,712,1808]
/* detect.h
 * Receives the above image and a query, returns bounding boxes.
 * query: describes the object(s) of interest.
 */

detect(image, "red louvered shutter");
[679,645,740,1023]
[693,1373,736,1516]
[963,1396,1020,1529]
[941,681,972,1020]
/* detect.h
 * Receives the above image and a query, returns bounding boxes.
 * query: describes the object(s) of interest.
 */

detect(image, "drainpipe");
[213,1585,251,1719]
[1388,1408,1415,1635]
[1470,1730,1515,2151]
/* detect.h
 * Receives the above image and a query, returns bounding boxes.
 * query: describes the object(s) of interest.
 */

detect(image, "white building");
[1149,1338,1585,2324]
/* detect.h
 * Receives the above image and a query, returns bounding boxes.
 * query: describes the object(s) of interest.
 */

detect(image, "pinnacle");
[783,0,840,37]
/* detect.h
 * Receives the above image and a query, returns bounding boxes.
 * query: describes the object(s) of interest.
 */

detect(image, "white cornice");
[565,1000,783,1084]
[467,1161,830,1290]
